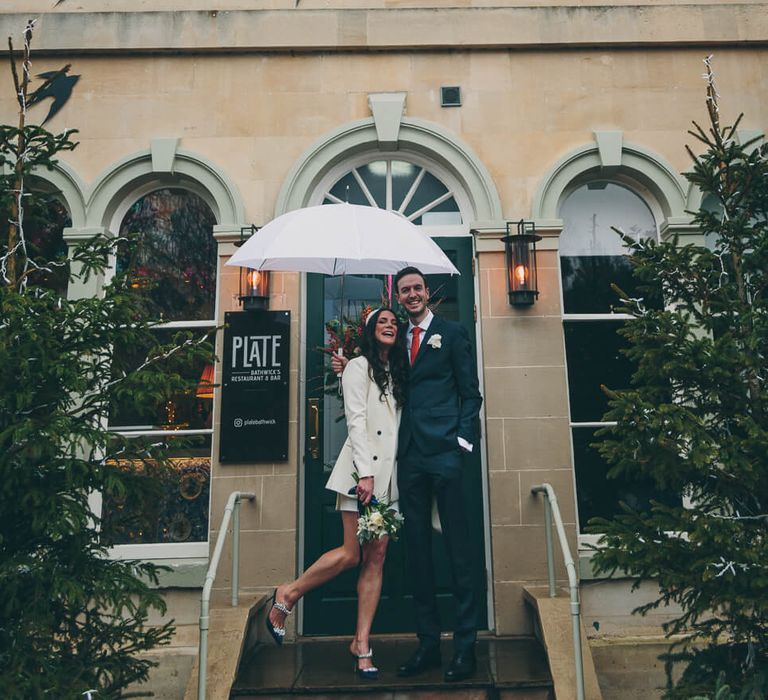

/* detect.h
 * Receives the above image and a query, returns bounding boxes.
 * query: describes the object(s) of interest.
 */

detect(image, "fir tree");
[0,21,213,698]
[589,57,768,699]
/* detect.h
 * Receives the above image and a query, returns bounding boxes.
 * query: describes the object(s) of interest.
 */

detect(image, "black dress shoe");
[444,648,477,682]
[397,645,441,677]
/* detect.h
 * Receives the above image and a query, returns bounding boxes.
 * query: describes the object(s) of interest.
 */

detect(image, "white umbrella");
[225,203,460,276]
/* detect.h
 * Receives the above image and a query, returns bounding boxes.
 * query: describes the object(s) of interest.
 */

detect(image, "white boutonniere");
[426,334,442,349]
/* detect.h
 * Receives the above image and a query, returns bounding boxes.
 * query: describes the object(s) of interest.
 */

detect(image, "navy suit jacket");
[398,315,483,461]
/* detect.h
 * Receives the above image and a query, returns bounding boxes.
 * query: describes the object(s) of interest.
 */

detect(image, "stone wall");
[479,247,576,634]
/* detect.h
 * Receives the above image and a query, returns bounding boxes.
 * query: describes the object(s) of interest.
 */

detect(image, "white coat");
[325,356,401,505]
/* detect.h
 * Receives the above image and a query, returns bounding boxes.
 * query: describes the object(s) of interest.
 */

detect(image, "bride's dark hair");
[358,307,408,407]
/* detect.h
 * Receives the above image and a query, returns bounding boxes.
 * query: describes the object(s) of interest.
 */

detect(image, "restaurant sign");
[220,310,290,462]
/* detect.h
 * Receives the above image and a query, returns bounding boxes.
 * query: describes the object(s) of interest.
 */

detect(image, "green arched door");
[302,235,487,635]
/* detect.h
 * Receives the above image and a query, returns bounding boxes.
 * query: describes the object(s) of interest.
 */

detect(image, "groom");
[393,266,483,682]
[333,266,483,681]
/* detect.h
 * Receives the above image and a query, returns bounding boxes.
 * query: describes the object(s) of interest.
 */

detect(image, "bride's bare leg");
[350,536,389,671]
[269,511,359,631]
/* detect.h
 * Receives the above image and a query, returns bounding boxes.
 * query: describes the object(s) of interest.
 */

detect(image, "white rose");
[369,511,385,528]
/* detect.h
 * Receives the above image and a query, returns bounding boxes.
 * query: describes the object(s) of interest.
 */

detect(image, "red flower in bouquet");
[321,304,373,361]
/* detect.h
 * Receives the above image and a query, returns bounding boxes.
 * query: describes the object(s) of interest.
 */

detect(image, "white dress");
[325,356,401,510]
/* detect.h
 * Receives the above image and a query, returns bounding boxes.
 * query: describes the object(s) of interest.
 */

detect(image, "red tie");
[410,327,422,365]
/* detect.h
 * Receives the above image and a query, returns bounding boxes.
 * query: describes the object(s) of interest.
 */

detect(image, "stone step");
[231,636,553,699]
[522,587,603,700]
[232,691,550,700]
[184,594,268,700]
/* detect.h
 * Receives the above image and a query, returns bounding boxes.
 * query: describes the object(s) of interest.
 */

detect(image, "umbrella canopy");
[225,203,460,276]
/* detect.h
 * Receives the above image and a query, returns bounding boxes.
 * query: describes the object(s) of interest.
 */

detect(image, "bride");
[265,307,408,679]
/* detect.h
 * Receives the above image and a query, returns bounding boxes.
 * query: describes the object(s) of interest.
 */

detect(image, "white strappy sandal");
[265,590,292,646]
[353,648,379,680]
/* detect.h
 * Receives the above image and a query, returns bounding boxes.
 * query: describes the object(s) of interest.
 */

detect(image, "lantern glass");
[239,266,269,310]
[237,225,270,310]
[502,220,541,306]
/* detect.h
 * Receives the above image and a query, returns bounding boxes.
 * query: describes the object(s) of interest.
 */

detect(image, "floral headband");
[364,306,391,325]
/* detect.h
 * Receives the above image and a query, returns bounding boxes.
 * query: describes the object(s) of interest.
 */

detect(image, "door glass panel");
[321,275,386,469]
[424,250,460,321]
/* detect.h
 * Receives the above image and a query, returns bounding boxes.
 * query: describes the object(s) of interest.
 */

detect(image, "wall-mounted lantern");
[501,220,541,306]
[237,225,269,310]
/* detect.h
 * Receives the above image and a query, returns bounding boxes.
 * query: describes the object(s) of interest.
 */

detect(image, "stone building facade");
[1,1,765,694]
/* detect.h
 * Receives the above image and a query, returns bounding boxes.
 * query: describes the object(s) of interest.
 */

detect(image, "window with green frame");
[559,181,677,533]
[102,188,217,547]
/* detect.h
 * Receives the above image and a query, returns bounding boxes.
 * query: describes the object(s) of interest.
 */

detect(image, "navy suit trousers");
[398,441,478,652]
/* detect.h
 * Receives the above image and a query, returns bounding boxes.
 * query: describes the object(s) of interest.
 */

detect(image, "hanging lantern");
[195,364,215,400]
[237,225,269,310]
[501,220,541,306]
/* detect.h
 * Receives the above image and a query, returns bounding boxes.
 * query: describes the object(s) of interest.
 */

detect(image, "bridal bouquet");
[322,304,373,361]
[356,498,404,544]
[349,473,404,544]
[320,305,373,400]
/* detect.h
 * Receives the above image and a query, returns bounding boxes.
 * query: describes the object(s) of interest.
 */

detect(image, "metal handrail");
[531,483,585,700]
[197,491,256,700]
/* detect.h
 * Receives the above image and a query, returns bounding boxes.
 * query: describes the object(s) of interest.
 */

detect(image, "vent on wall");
[440,86,461,107]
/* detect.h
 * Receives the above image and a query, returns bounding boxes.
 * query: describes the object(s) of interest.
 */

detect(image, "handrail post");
[571,588,585,700]
[232,495,241,608]
[198,491,255,700]
[198,602,209,700]
[542,494,556,597]
[531,483,585,700]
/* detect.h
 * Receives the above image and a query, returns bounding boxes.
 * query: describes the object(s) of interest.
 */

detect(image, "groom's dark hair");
[394,266,427,293]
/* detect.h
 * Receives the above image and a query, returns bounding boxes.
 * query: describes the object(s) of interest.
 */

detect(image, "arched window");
[0,182,72,294]
[559,181,674,533]
[560,182,656,313]
[102,188,217,551]
[319,157,464,227]
[25,197,71,295]
[116,187,217,321]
